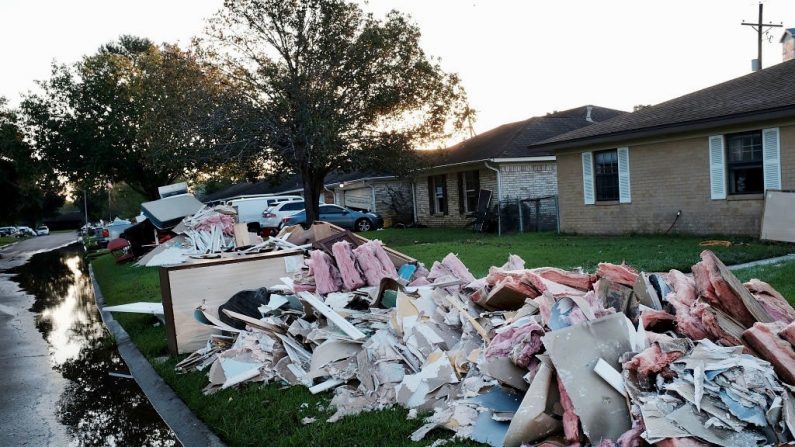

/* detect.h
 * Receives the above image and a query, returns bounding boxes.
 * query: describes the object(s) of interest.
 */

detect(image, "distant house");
[202,171,413,226]
[534,59,795,235]
[413,106,626,228]
[783,28,795,63]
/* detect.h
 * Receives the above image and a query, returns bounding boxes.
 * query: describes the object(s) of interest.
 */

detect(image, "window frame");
[429,174,448,215]
[725,130,764,196]
[463,170,480,213]
[593,149,620,202]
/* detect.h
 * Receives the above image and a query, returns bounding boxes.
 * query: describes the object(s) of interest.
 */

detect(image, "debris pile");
[177,239,795,447]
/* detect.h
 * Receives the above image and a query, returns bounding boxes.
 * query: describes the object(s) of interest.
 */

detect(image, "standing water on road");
[1,243,177,446]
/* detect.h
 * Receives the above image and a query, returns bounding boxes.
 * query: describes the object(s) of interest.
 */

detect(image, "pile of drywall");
[177,247,795,447]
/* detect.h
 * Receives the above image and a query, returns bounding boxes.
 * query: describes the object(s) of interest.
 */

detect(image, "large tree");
[22,36,255,199]
[0,98,63,225]
[202,0,473,222]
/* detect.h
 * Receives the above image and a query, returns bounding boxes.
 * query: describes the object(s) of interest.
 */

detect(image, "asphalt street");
[0,232,79,446]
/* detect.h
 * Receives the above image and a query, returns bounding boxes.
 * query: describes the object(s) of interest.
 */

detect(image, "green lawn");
[375,228,793,276]
[90,229,795,446]
[0,236,16,247]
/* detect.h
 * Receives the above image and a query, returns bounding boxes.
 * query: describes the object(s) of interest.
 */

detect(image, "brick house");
[533,59,795,235]
[413,106,626,227]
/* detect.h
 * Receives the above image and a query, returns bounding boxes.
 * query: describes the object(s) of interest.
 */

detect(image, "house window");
[428,174,448,215]
[726,131,763,195]
[594,149,619,201]
[461,170,480,213]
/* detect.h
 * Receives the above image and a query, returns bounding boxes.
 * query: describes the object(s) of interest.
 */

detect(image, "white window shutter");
[708,135,726,200]
[617,147,631,203]
[763,127,782,191]
[581,152,595,205]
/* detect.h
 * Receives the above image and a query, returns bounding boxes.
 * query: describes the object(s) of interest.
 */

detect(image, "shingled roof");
[424,105,626,166]
[534,59,795,151]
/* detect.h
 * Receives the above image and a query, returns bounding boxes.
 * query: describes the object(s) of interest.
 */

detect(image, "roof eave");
[539,106,795,152]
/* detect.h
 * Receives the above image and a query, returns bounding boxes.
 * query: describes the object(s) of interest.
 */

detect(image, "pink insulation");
[524,272,585,297]
[693,250,756,327]
[780,321,795,347]
[669,297,710,341]
[484,321,544,368]
[596,262,639,286]
[353,241,396,286]
[307,250,343,295]
[534,267,594,291]
[615,419,645,447]
[195,212,236,235]
[428,253,476,284]
[745,278,795,323]
[655,438,710,447]
[408,277,431,287]
[331,241,366,290]
[640,309,676,330]
[368,240,397,277]
[623,344,684,378]
[557,375,581,445]
[743,322,795,385]
[501,254,526,271]
[690,302,743,347]
[667,270,697,307]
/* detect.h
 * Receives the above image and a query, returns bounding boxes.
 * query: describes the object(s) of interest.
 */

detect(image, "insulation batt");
[353,241,396,286]
[623,344,684,378]
[666,270,710,341]
[780,321,795,347]
[483,321,544,368]
[557,375,581,445]
[566,290,615,326]
[501,254,525,271]
[595,262,639,286]
[693,250,756,327]
[428,253,475,284]
[666,270,697,307]
[690,302,743,346]
[331,241,366,290]
[743,322,795,385]
[533,267,594,291]
[307,250,343,295]
[524,272,585,297]
[745,278,795,323]
[368,240,397,278]
[639,309,676,330]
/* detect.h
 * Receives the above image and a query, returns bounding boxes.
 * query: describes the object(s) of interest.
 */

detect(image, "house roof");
[534,59,795,151]
[201,170,393,203]
[423,105,626,166]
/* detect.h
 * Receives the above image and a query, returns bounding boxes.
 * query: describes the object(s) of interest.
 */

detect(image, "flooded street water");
[0,241,178,446]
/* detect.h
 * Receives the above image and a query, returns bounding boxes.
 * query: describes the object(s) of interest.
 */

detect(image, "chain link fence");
[479,195,559,235]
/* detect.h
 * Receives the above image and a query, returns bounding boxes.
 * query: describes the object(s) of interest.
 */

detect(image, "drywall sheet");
[761,190,795,243]
[161,250,304,354]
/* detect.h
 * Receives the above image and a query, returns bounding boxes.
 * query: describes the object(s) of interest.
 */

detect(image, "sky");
[1,0,794,135]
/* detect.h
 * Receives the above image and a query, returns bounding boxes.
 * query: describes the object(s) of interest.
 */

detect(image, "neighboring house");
[534,59,795,235]
[202,171,413,226]
[413,106,626,227]
[783,28,795,63]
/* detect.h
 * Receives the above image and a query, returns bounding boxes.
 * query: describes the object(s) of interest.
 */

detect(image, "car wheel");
[355,218,373,232]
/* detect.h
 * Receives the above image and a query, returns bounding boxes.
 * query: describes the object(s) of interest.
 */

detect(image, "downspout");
[411,181,418,225]
[484,161,502,236]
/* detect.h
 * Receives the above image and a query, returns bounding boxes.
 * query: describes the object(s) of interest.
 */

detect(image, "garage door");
[344,187,372,210]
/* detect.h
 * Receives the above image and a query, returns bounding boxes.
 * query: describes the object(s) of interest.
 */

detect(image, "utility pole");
[83,190,89,228]
[741,2,782,71]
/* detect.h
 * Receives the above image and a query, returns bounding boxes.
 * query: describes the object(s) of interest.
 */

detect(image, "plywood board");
[761,190,795,243]
[161,250,304,354]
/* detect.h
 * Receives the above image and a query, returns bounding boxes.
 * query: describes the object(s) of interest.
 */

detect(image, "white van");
[226,195,302,230]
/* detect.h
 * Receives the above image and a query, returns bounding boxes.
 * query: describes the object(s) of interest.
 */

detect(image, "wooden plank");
[297,291,366,341]
[163,250,304,354]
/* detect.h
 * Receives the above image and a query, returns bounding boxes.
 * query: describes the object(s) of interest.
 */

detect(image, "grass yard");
[90,229,795,446]
[375,228,794,276]
[0,236,16,247]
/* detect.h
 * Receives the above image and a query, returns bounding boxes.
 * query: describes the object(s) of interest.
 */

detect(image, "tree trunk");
[302,170,326,225]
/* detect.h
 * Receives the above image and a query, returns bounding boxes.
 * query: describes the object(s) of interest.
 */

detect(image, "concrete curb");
[727,253,795,271]
[89,265,226,447]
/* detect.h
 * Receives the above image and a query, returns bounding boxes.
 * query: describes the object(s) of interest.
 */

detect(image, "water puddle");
[7,243,178,446]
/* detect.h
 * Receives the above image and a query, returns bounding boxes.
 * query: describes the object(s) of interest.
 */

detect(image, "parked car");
[261,200,306,231]
[15,226,37,237]
[226,195,303,231]
[0,226,17,237]
[282,204,383,231]
[35,225,50,236]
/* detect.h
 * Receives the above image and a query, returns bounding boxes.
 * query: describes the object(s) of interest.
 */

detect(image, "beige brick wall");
[500,162,557,199]
[557,121,795,235]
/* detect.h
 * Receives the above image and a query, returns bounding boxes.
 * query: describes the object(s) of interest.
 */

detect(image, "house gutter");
[418,156,555,172]
[484,162,502,236]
